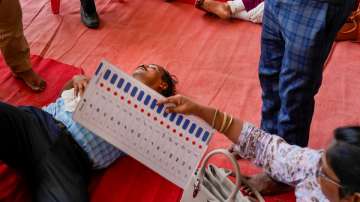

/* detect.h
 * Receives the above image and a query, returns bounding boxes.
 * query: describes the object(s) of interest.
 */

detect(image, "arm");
[158,95,321,185]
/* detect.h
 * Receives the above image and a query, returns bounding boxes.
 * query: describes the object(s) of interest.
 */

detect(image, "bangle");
[219,112,228,133]
[224,115,233,133]
[211,109,218,128]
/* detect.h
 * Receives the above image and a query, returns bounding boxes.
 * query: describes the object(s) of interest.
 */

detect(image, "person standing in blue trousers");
[252,0,357,194]
[260,0,356,147]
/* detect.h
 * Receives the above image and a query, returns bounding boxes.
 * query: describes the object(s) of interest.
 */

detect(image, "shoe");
[80,7,99,29]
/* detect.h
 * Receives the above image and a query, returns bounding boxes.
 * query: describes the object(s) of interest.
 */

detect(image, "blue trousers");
[0,102,91,202]
[259,0,355,146]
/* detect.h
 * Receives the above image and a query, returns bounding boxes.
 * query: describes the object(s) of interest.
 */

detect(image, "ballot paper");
[73,60,214,188]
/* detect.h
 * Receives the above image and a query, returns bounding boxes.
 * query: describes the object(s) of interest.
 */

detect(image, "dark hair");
[151,64,177,97]
[327,126,360,198]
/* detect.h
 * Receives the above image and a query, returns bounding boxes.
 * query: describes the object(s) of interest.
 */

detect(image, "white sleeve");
[61,88,81,112]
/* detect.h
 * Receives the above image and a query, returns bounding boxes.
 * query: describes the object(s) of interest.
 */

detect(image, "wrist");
[192,104,204,117]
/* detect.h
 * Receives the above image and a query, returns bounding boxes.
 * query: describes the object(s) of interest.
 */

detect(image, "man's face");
[132,64,168,94]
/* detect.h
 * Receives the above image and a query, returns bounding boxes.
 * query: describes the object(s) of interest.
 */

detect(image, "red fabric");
[0,0,359,201]
[0,164,29,202]
[51,0,60,14]
[0,55,83,107]
[90,157,182,202]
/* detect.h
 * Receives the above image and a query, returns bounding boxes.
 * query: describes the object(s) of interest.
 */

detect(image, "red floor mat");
[0,0,359,201]
[0,55,83,107]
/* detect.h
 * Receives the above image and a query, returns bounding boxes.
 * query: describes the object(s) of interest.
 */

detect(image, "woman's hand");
[160,95,244,144]
[73,75,90,96]
[158,95,201,116]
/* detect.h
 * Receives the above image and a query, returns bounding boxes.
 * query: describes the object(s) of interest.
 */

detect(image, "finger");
[165,105,189,114]
[82,81,88,89]
[74,84,79,96]
[79,83,86,96]
[158,95,180,105]
[248,196,258,202]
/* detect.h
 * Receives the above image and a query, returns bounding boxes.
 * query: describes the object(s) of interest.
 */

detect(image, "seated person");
[195,0,264,23]
[0,64,177,202]
[158,95,360,202]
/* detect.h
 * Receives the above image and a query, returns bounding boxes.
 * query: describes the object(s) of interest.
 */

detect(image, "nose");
[139,64,148,71]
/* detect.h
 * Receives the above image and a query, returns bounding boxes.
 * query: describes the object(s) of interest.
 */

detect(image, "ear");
[159,81,168,91]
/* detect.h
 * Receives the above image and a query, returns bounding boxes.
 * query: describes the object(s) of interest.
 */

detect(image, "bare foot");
[15,69,46,91]
[201,0,232,19]
[246,173,293,195]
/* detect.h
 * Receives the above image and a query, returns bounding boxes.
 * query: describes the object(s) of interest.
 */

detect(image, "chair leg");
[51,0,60,14]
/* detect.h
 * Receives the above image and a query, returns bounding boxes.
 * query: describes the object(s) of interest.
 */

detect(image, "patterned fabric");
[43,97,125,169]
[232,122,329,202]
[259,0,355,147]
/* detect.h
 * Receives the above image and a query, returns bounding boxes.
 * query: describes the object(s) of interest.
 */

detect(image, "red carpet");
[0,0,359,201]
[0,55,83,107]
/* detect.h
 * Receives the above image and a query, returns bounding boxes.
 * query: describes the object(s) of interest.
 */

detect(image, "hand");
[158,95,201,115]
[73,75,89,96]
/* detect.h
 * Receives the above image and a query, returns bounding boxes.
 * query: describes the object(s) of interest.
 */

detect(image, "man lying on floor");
[158,95,360,202]
[0,64,177,202]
